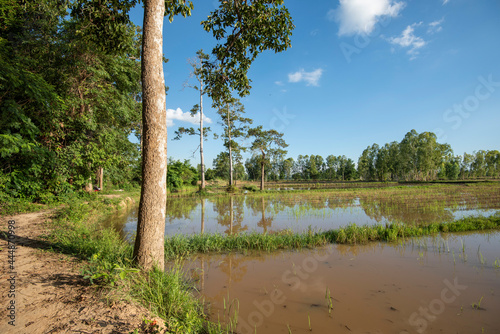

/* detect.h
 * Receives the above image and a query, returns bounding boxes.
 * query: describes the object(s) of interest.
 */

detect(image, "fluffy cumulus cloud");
[389,23,426,60]
[330,0,405,36]
[288,68,323,86]
[166,108,212,127]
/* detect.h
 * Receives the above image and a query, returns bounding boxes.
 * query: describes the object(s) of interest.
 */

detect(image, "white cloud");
[443,0,450,4]
[389,24,426,60]
[274,81,284,86]
[288,68,323,86]
[166,108,212,127]
[428,18,444,34]
[330,0,406,36]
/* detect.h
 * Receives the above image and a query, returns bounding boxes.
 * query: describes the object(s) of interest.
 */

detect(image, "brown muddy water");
[110,185,500,239]
[182,232,500,334]
[104,185,500,333]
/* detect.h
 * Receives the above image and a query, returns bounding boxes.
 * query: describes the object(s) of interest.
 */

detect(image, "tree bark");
[97,167,103,190]
[227,104,233,187]
[133,0,167,271]
[260,151,265,191]
[199,81,205,190]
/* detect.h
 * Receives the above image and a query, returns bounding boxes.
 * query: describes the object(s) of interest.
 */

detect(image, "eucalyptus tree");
[472,150,487,178]
[325,155,338,180]
[399,130,418,180]
[460,153,474,180]
[216,97,252,186]
[296,154,310,179]
[309,155,324,180]
[280,157,294,180]
[247,125,288,190]
[174,50,211,189]
[485,150,500,177]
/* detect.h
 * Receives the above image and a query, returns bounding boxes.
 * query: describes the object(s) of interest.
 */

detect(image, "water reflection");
[116,186,500,237]
[214,197,248,235]
[183,232,500,334]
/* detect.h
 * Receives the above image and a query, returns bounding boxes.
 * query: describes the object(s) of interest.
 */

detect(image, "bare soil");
[0,210,160,334]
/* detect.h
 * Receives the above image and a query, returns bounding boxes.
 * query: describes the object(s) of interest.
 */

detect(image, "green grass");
[163,214,500,259]
[164,229,328,259]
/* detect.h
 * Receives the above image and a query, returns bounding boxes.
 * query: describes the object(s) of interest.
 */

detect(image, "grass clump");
[162,214,500,260]
[242,185,259,192]
[322,215,500,245]
[164,230,328,260]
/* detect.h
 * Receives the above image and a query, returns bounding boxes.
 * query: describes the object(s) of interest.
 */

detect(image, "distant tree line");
[200,129,499,184]
[357,130,500,181]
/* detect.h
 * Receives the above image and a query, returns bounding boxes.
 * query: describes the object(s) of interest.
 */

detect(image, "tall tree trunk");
[260,151,265,191]
[199,82,205,190]
[227,104,233,186]
[133,0,167,271]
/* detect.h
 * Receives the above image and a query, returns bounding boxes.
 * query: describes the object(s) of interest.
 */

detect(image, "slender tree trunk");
[199,82,205,190]
[227,104,233,186]
[260,151,265,191]
[97,167,104,190]
[133,0,167,271]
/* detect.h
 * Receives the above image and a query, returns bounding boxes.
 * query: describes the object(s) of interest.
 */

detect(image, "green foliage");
[201,0,294,106]
[167,159,199,191]
[354,130,497,182]
[0,0,142,200]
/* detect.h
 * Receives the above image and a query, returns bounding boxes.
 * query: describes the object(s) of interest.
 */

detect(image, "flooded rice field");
[111,184,500,238]
[105,184,500,333]
[182,231,500,333]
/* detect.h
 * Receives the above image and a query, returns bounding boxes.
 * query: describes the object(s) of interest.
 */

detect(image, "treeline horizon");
[169,129,499,188]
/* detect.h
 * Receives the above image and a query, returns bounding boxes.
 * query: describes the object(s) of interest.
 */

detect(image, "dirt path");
[0,210,157,334]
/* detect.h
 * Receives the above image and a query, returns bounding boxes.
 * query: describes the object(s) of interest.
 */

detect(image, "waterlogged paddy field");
[113,184,500,238]
[107,183,500,333]
[183,231,500,334]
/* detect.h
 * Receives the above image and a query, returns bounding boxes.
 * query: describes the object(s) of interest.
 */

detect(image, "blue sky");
[128,0,500,168]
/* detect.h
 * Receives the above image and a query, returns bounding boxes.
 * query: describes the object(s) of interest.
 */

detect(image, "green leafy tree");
[167,158,198,191]
[280,157,294,180]
[444,156,460,180]
[247,126,288,190]
[485,150,500,177]
[200,0,294,108]
[215,97,252,186]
